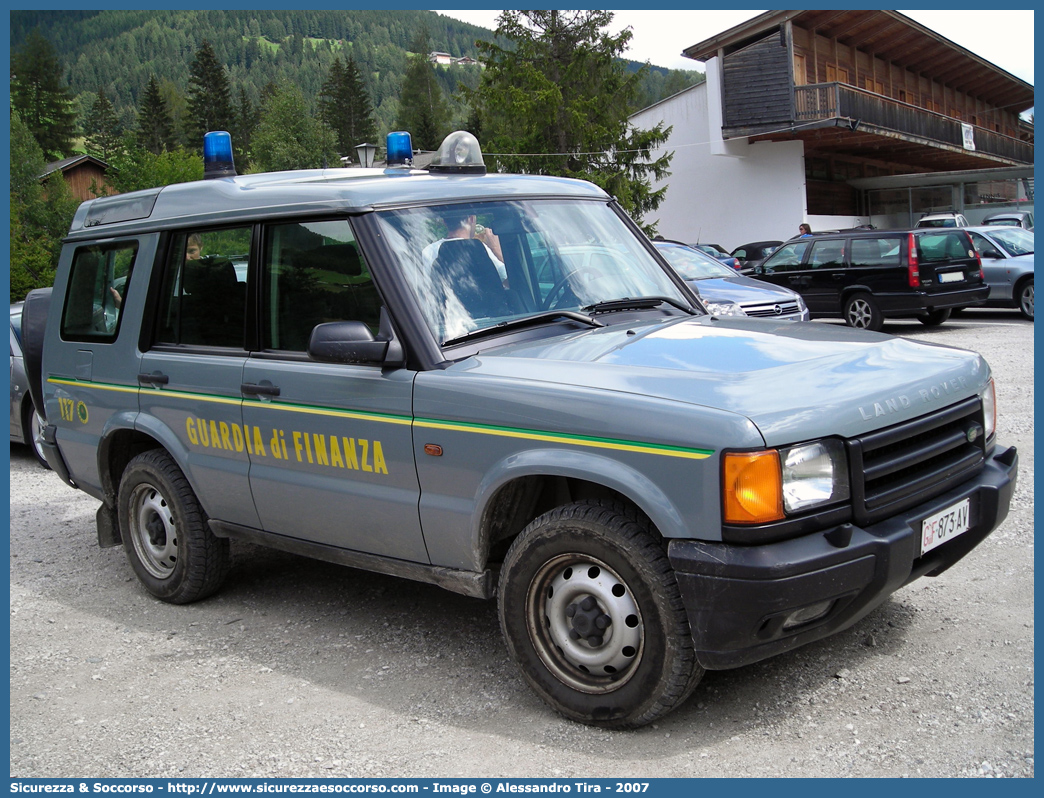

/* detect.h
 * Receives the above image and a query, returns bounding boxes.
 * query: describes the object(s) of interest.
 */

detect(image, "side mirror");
[309,321,386,364]
[307,308,405,366]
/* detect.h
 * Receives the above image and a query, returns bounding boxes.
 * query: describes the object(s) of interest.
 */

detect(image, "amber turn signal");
[723,450,784,524]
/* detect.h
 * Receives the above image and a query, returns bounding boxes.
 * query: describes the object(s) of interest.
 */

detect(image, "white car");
[916,211,970,228]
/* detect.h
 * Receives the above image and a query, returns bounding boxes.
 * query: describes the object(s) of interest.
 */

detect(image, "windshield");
[655,244,736,280]
[373,199,689,344]
[984,227,1034,256]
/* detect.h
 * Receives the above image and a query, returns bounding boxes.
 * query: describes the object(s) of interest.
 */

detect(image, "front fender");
[470,447,693,567]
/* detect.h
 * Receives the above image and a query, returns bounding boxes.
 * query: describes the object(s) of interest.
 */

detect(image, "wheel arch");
[97,413,189,507]
[473,448,690,567]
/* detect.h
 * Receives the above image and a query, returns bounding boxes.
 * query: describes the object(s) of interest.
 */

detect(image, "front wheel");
[118,449,230,604]
[843,293,884,331]
[918,308,951,326]
[498,501,703,728]
[1017,278,1034,320]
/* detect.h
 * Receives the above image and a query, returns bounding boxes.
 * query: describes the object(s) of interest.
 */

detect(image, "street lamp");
[354,142,377,168]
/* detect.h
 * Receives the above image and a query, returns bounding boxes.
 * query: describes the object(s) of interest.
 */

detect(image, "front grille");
[743,300,803,318]
[848,397,985,526]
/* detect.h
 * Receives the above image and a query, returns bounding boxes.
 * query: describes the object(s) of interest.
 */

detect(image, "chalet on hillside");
[40,155,113,202]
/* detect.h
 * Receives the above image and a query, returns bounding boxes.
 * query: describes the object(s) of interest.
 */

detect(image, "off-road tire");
[498,500,703,728]
[118,449,230,604]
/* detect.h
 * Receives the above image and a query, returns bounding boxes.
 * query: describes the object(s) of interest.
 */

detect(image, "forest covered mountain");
[10,9,704,142]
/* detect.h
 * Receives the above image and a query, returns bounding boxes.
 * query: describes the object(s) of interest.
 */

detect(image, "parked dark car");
[730,240,783,271]
[982,211,1033,231]
[10,303,48,467]
[965,226,1034,320]
[749,228,989,331]
[653,240,809,320]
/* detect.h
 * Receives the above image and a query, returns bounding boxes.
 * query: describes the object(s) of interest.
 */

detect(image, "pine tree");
[83,88,123,160]
[466,11,673,232]
[233,87,259,170]
[185,39,235,146]
[250,81,339,173]
[11,29,78,160]
[319,55,378,158]
[136,74,176,155]
[395,32,451,151]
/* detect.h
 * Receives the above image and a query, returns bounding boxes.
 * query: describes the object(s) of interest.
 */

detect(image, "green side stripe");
[47,377,713,460]
[414,418,713,460]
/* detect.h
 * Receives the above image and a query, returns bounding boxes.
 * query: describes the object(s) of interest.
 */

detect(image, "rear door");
[137,226,259,529]
[803,238,847,313]
[915,231,981,295]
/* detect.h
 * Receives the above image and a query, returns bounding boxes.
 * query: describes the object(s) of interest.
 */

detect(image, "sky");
[433,9,1034,85]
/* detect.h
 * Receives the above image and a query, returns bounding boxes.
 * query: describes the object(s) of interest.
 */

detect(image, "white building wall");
[631,60,865,251]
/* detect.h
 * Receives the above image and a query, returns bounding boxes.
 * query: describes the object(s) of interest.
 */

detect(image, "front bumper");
[669,445,1018,670]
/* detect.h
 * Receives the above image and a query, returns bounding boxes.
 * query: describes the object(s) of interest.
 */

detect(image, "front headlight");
[704,300,746,317]
[779,439,850,513]
[723,439,849,524]
[981,378,996,440]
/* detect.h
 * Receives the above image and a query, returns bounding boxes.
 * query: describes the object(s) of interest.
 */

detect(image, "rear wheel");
[1017,278,1034,320]
[118,449,230,604]
[20,401,49,469]
[498,500,703,728]
[918,308,951,326]
[843,293,883,331]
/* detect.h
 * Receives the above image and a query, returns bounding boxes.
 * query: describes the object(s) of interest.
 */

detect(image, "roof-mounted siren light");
[385,131,414,167]
[428,130,486,175]
[203,131,236,179]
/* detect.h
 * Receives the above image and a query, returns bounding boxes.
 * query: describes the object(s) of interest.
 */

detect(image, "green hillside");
[10,9,703,142]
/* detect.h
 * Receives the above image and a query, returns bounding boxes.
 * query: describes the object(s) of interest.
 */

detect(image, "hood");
[458,316,989,445]
[687,275,800,305]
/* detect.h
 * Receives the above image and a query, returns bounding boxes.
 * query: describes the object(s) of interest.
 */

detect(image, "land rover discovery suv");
[22,131,1017,728]
[751,228,989,330]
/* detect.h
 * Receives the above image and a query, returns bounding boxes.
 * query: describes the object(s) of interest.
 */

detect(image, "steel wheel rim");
[128,482,179,579]
[1021,283,1034,318]
[526,553,644,694]
[847,299,872,328]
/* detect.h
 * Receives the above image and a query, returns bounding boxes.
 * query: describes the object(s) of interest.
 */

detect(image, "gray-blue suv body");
[24,131,1018,728]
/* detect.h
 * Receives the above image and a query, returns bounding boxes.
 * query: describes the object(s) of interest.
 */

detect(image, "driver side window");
[763,241,810,273]
[60,241,138,342]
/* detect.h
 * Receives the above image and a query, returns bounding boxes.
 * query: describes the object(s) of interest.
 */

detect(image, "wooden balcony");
[793,83,1033,165]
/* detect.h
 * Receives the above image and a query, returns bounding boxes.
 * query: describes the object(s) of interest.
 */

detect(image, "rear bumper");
[669,445,1017,670]
[877,285,989,316]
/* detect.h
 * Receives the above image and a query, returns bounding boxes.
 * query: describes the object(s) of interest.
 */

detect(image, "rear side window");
[155,228,250,348]
[60,241,138,342]
[916,232,973,263]
[849,237,903,267]
[260,219,380,352]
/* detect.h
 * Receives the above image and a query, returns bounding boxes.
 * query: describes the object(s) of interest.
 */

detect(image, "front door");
[241,219,426,562]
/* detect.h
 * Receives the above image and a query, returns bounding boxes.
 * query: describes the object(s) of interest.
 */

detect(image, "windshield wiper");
[442,310,604,348]
[582,296,697,315]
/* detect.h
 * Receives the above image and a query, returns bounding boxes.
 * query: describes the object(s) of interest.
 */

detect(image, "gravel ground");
[9,309,1033,779]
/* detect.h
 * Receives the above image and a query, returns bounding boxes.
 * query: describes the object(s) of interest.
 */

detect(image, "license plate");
[939,271,964,283]
[920,498,970,555]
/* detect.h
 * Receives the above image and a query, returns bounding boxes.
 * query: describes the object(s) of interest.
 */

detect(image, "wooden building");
[681,10,1034,218]
[40,155,113,202]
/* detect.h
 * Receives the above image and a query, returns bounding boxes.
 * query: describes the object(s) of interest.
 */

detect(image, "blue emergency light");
[385,131,413,166]
[203,131,236,179]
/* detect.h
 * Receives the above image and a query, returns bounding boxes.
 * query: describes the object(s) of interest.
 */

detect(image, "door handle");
[241,382,280,397]
[138,372,169,386]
